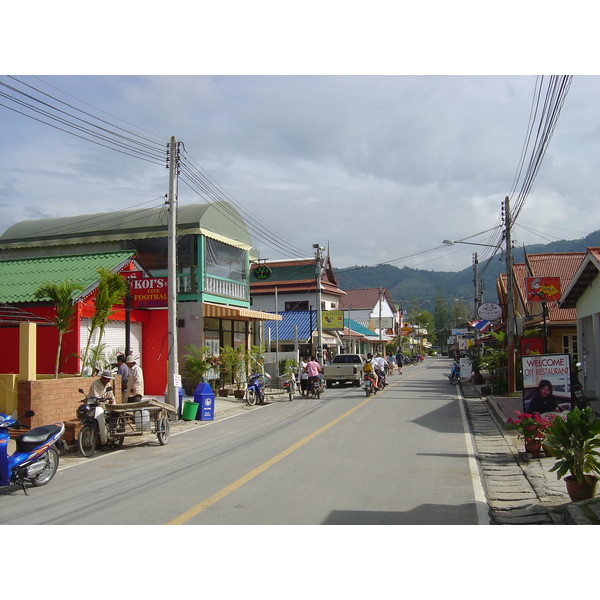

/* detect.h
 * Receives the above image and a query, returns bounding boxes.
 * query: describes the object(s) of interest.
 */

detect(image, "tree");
[80,268,128,374]
[34,280,84,378]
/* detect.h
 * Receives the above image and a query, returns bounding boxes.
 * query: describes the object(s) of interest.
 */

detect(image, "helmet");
[367,353,372,359]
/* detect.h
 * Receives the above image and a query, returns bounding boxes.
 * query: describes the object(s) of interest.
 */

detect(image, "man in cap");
[125,355,144,403]
[88,369,116,404]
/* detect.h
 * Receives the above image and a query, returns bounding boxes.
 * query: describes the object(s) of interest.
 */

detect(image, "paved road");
[0,358,488,525]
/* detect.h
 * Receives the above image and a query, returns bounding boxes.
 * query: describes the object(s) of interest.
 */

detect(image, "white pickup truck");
[322,354,364,388]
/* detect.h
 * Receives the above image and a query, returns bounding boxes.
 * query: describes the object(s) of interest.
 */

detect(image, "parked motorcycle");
[77,387,126,457]
[245,374,265,406]
[448,361,461,385]
[283,372,297,401]
[0,409,66,494]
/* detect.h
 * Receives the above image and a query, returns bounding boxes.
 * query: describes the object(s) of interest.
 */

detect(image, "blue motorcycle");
[245,373,266,406]
[448,361,461,385]
[0,410,66,494]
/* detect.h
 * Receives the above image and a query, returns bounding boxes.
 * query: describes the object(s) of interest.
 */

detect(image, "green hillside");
[335,230,600,310]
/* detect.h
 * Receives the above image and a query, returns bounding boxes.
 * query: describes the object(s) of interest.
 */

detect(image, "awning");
[203,302,282,321]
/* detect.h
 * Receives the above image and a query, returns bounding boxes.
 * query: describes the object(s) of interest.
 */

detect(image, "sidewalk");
[463,381,600,525]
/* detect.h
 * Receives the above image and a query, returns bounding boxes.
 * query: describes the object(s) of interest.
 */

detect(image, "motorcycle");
[0,409,66,494]
[448,361,461,385]
[245,373,266,406]
[570,362,589,409]
[363,373,378,397]
[77,387,127,457]
[283,372,297,401]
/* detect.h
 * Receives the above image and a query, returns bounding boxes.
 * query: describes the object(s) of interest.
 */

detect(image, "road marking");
[166,395,376,525]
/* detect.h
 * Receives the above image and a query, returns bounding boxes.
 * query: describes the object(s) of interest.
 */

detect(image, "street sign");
[525,277,561,302]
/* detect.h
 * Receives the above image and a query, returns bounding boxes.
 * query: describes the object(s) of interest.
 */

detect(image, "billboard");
[525,277,562,303]
[322,310,344,330]
[130,276,169,308]
[521,353,571,413]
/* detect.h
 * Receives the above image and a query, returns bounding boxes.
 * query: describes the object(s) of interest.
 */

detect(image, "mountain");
[334,230,600,310]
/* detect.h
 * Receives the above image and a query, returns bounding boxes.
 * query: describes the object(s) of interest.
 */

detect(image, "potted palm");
[544,406,600,502]
[181,345,213,394]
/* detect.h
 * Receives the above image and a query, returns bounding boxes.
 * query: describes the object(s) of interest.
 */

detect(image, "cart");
[105,399,175,446]
[77,398,176,457]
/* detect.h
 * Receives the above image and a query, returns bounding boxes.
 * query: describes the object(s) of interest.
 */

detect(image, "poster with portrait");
[521,354,571,413]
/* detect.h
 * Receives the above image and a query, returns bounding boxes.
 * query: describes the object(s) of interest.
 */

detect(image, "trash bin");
[182,399,199,421]
[194,383,215,421]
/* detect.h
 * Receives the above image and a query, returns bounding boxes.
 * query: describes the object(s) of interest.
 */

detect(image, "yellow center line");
[167,393,379,525]
[166,370,426,525]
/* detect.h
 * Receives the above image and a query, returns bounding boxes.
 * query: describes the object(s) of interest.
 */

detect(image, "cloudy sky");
[2,7,599,275]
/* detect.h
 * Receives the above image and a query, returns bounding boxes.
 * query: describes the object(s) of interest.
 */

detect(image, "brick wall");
[17,376,122,445]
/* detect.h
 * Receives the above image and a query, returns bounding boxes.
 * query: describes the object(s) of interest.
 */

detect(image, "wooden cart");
[104,399,175,446]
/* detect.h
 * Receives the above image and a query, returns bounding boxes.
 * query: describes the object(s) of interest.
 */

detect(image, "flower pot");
[525,443,542,458]
[565,475,598,502]
[233,390,245,399]
[542,444,553,457]
[218,389,230,397]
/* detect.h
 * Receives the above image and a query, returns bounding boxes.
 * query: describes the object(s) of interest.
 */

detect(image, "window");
[563,334,578,361]
[205,238,247,283]
[285,301,309,311]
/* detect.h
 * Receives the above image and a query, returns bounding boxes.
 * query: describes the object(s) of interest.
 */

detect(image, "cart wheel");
[78,424,97,457]
[112,416,126,447]
[156,417,170,445]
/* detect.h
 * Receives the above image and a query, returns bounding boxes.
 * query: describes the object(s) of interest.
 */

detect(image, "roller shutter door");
[80,319,142,368]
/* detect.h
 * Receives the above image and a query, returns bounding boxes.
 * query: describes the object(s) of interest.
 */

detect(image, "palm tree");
[80,268,128,374]
[34,280,84,378]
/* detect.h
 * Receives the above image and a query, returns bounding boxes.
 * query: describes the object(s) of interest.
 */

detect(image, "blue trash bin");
[194,383,215,421]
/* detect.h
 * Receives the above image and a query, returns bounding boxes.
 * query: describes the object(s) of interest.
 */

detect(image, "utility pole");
[378,287,383,353]
[167,136,180,412]
[504,196,516,394]
[473,252,480,345]
[313,244,324,362]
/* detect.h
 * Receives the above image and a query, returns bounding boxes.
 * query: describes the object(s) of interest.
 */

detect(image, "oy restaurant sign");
[129,276,168,308]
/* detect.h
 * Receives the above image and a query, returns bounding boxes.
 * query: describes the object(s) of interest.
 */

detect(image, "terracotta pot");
[542,444,553,457]
[218,389,230,397]
[233,390,245,399]
[565,475,598,502]
[525,443,542,458]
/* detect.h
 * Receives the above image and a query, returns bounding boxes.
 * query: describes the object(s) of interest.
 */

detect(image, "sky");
[2,6,599,279]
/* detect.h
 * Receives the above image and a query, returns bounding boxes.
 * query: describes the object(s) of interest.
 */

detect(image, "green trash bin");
[182,399,199,421]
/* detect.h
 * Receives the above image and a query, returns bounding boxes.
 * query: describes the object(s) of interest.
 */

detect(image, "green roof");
[0,201,252,251]
[0,251,135,303]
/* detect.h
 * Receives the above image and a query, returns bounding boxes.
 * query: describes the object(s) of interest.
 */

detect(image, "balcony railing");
[204,275,248,301]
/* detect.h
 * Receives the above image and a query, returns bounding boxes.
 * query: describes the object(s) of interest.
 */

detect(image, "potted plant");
[506,411,551,458]
[181,345,213,394]
[218,345,246,397]
[544,406,600,502]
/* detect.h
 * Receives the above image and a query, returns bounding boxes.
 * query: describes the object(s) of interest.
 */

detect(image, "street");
[0,358,487,525]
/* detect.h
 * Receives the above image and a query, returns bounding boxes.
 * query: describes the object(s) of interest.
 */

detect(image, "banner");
[521,353,571,412]
[520,337,544,356]
[322,310,344,330]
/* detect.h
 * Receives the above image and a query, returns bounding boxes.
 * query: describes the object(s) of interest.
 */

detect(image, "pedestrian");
[125,355,144,403]
[88,369,115,404]
[395,349,404,375]
[298,356,309,397]
[116,354,128,397]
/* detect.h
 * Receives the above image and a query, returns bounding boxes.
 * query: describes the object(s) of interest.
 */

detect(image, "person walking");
[125,355,144,403]
[395,349,404,375]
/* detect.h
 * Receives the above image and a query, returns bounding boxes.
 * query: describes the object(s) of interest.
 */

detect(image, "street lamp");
[443,239,501,249]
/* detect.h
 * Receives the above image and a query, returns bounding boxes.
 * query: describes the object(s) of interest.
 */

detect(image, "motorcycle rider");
[88,369,116,404]
[374,353,387,388]
[364,353,379,392]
